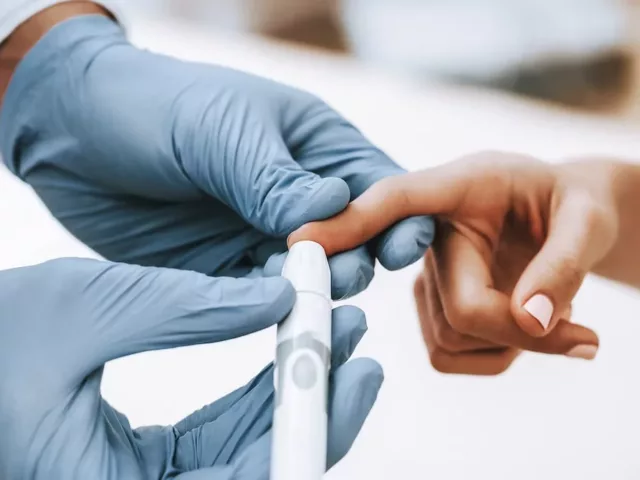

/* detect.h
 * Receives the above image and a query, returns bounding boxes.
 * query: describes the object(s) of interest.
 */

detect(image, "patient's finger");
[422,254,497,353]
[414,273,520,376]
[433,225,599,358]
[288,166,472,256]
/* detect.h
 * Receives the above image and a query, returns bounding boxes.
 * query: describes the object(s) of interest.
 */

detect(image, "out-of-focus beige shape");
[166,0,334,33]
[622,0,640,119]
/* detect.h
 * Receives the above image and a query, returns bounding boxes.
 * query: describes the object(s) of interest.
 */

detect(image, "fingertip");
[271,176,350,237]
[376,216,435,270]
[267,275,296,299]
[511,292,557,338]
[327,358,384,466]
[527,319,600,359]
[288,192,377,257]
[352,357,385,388]
[565,343,599,361]
[288,222,331,252]
[306,176,351,223]
[332,357,384,418]
[259,276,296,319]
[331,305,368,366]
[262,251,287,277]
[328,247,375,300]
[333,305,368,336]
[556,320,600,347]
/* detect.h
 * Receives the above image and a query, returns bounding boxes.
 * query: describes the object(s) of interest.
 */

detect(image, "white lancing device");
[271,240,332,480]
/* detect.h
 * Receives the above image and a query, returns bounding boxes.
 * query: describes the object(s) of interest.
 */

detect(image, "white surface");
[2,12,640,479]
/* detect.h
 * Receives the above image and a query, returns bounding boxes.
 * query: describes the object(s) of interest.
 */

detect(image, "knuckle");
[582,201,607,230]
[429,349,455,374]
[568,190,618,242]
[432,320,465,352]
[579,196,614,234]
[447,304,480,336]
[550,255,586,291]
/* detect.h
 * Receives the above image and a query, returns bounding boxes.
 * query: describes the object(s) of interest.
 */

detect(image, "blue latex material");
[0,259,383,479]
[0,15,434,300]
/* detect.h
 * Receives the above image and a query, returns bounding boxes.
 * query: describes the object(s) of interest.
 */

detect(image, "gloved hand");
[0,14,434,299]
[0,258,382,479]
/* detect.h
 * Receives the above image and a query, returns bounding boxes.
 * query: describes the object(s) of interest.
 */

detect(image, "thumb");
[84,262,295,366]
[511,190,616,339]
[240,157,351,237]
[182,112,351,237]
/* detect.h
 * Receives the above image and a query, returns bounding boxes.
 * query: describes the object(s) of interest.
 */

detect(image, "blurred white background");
[3,4,640,480]
[126,0,634,80]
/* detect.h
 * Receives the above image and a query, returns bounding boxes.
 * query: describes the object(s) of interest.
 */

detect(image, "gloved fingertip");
[254,276,296,320]
[377,216,435,270]
[264,175,351,237]
[338,359,384,426]
[331,305,368,367]
[344,266,373,300]
[312,176,352,214]
[265,275,296,301]
[328,248,375,300]
[266,245,374,301]
[327,358,384,467]
[262,252,288,277]
[350,357,385,392]
[337,304,368,336]
[332,358,384,412]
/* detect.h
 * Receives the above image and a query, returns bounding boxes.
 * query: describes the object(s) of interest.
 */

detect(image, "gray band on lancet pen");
[275,333,331,408]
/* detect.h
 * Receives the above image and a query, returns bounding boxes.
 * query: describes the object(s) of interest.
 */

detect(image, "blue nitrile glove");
[0,258,382,480]
[0,15,434,299]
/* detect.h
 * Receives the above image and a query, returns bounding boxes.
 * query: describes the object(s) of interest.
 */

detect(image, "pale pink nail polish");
[523,294,554,330]
[565,344,598,360]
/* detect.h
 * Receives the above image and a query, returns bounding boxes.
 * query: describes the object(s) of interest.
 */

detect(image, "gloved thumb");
[249,164,351,237]
[510,191,616,341]
[81,261,295,368]
[181,109,351,237]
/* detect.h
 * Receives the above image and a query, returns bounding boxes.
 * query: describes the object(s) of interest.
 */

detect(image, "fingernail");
[523,294,554,330]
[565,344,598,360]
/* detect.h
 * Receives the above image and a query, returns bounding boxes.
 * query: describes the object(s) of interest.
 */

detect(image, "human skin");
[0,2,112,103]
[290,152,640,374]
[0,2,434,295]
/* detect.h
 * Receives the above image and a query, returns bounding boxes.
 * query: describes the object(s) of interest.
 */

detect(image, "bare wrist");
[0,2,112,105]
[582,159,640,287]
